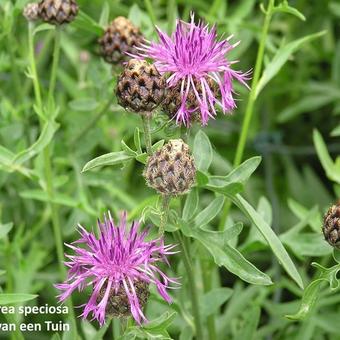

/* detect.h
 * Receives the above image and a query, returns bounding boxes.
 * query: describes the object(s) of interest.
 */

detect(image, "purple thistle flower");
[55,212,178,326]
[136,13,251,125]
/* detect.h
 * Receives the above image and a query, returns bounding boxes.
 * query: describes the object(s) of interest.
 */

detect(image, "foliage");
[0,0,339,339]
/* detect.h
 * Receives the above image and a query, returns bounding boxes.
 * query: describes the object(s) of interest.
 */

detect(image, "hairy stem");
[160,195,171,236]
[219,0,275,230]
[174,232,204,340]
[142,114,153,155]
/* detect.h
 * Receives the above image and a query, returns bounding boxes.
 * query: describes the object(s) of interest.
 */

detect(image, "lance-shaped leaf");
[193,130,213,172]
[194,196,225,228]
[0,294,38,305]
[181,221,272,285]
[256,31,326,98]
[12,119,59,165]
[228,194,304,289]
[286,263,340,320]
[208,156,261,187]
[313,129,340,184]
[82,151,134,172]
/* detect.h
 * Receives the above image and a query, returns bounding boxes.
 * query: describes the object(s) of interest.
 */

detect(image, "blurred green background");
[0,0,340,339]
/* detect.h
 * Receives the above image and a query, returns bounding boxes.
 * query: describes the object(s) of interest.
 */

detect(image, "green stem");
[28,23,43,113]
[43,147,64,275]
[48,27,61,106]
[219,0,275,230]
[160,195,171,236]
[174,232,204,340]
[112,318,121,339]
[201,261,216,340]
[233,0,275,167]
[141,114,153,155]
[143,0,157,24]
[46,27,78,335]
[28,22,77,335]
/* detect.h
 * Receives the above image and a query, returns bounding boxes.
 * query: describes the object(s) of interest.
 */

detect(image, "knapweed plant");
[0,0,339,339]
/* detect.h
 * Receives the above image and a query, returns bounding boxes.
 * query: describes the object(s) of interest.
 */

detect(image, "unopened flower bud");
[38,0,79,25]
[116,59,165,113]
[323,201,340,248]
[23,3,39,21]
[144,139,196,195]
[99,16,143,64]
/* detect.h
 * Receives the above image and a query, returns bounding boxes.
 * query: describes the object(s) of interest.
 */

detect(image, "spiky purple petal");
[137,13,251,125]
[55,212,178,326]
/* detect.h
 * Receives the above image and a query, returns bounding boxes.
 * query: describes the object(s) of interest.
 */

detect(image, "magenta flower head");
[136,13,251,125]
[55,212,178,325]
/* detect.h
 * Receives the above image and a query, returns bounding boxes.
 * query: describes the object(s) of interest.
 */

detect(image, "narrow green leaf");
[287,263,340,320]
[125,311,176,339]
[333,249,340,264]
[182,222,243,248]
[71,10,104,36]
[273,1,306,21]
[0,294,38,305]
[181,222,272,285]
[331,124,340,137]
[193,130,213,172]
[281,232,331,258]
[194,196,225,228]
[134,127,142,154]
[205,182,244,196]
[69,98,99,112]
[182,188,199,221]
[278,93,339,123]
[256,31,326,97]
[20,190,78,207]
[12,120,59,165]
[313,129,340,184]
[33,23,54,35]
[234,306,261,339]
[288,199,321,233]
[135,153,148,164]
[81,320,97,340]
[208,156,261,187]
[200,288,233,317]
[121,140,137,156]
[143,311,177,331]
[0,223,13,239]
[196,170,209,187]
[151,140,165,152]
[0,145,15,164]
[200,238,273,285]
[231,195,304,289]
[99,2,110,27]
[329,2,340,17]
[82,151,134,172]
